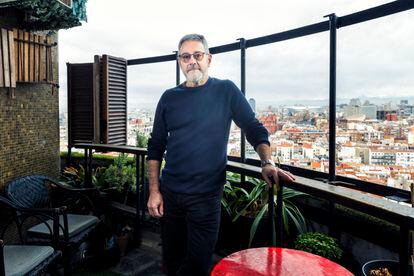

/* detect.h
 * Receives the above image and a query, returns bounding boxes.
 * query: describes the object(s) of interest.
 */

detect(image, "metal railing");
[68,143,414,275]
[125,0,414,202]
[67,1,414,274]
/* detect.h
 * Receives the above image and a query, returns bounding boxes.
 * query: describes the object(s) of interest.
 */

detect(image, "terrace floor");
[73,225,222,276]
[110,229,164,276]
[71,227,163,276]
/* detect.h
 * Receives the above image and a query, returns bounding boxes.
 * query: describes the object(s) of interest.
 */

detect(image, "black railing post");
[135,153,142,244]
[174,51,180,86]
[88,148,93,187]
[83,148,92,187]
[66,145,72,167]
[268,178,276,247]
[83,148,88,175]
[140,154,146,221]
[238,38,247,184]
[276,177,283,247]
[136,154,141,220]
[268,170,283,247]
[325,13,338,182]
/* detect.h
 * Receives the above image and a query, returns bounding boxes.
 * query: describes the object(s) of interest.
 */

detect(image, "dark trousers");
[161,187,222,276]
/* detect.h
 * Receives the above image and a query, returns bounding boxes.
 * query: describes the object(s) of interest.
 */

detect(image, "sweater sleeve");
[229,81,270,150]
[147,95,168,161]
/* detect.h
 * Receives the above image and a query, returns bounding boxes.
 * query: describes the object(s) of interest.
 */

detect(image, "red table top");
[211,247,353,276]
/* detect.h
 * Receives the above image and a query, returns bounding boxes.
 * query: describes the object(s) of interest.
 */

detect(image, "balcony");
[63,142,414,275]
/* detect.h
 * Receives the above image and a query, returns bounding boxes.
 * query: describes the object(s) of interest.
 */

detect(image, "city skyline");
[60,95,414,113]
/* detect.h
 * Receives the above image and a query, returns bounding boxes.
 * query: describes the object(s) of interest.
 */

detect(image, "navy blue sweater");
[147,77,269,194]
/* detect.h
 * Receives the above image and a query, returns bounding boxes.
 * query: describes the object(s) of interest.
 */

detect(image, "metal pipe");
[136,154,141,221]
[238,38,247,185]
[83,148,88,185]
[276,177,283,247]
[268,178,276,246]
[325,13,337,182]
[67,145,72,167]
[140,154,146,221]
[88,148,93,187]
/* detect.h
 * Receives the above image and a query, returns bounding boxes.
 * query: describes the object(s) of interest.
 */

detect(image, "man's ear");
[207,54,212,67]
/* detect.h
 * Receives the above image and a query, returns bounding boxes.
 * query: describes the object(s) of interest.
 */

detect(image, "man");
[147,34,295,276]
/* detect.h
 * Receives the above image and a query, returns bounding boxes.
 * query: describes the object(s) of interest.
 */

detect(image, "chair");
[0,196,61,276]
[4,175,102,274]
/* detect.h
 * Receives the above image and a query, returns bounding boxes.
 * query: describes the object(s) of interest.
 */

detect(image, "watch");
[261,159,275,167]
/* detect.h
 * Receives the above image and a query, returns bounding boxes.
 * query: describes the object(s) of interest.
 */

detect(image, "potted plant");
[63,164,106,188]
[220,172,307,248]
[102,153,137,205]
[361,260,413,276]
[362,260,397,276]
[294,232,343,262]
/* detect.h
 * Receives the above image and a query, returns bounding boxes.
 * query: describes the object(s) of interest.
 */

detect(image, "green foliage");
[222,172,307,247]
[62,164,106,188]
[294,232,343,261]
[61,152,140,195]
[60,151,135,163]
[103,154,136,192]
[136,131,148,148]
[62,153,137,194]
[13,0,87,31]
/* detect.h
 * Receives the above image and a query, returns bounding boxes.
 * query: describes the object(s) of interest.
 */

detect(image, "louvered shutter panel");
[67,62,99,145]
[101,55,127,145]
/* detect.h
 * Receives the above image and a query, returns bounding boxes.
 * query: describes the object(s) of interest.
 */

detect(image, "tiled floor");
[74,226,223,275]
[110,230,164,276]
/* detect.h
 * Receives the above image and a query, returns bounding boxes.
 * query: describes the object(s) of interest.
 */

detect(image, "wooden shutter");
[67,54,127,146]
[0,28,16,88]
[101,55,127,145]
[12,29,53,84]
[67,62,99,145]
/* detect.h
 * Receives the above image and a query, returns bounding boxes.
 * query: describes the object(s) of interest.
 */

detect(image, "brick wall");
[0,33,59,188]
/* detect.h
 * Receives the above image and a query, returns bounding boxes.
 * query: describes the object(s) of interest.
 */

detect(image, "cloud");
[59,0,414,111]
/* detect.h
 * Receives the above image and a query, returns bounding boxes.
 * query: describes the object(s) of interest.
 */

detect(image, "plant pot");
[217,213,271,251]
[238,215,271,248]
[362,259,412,276]
[116,234,130,256]
[116,228,134,256]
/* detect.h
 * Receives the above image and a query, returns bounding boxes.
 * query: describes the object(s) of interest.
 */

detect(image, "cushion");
[28,214,99,238]
[4,245,54,276]
[6,175,51,208]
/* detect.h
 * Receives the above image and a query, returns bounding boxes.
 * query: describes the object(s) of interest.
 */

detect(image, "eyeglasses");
[178,52,208,63]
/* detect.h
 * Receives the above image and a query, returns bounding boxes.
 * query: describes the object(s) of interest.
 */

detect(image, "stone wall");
[0,26,59,187]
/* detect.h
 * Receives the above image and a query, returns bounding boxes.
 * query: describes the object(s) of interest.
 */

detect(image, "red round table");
[211,247,353,276]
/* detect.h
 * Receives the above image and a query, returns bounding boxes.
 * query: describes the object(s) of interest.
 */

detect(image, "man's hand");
[147,190,164,218]
[262,165,295,187]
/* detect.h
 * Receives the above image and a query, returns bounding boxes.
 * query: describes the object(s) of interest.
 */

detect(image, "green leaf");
[249,204,268,247]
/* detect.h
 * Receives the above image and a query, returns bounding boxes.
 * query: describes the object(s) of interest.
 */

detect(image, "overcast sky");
[59,0,414,111]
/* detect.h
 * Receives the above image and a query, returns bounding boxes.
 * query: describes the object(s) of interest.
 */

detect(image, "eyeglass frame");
[177,51,210,63]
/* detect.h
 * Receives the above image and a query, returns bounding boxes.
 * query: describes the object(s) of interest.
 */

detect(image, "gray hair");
[178,34,209,54]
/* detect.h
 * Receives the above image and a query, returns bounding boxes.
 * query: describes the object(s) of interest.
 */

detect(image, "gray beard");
[186,70,203,85]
